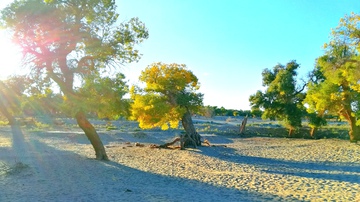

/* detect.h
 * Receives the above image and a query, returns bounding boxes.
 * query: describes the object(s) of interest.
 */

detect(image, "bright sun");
[0,30,23,79]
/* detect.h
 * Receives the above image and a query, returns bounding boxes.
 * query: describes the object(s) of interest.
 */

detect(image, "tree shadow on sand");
[198,145,360,184]
[0,130,300,202]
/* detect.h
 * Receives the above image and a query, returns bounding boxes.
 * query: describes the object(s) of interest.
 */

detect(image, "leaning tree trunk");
[75,111,109,160]
[181,109,201,148]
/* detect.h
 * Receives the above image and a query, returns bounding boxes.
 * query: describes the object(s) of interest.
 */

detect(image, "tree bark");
[349,116,360,143]
[340,106,360,143]
[181,109,201,148]
[75,111,109,160]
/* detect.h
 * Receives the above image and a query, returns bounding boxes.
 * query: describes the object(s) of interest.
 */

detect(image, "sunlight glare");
[0,31,23,79]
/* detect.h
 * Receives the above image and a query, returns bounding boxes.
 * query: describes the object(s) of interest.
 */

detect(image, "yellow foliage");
[161,124,169,130]
[330,93,337,100]
[130,62,201,130]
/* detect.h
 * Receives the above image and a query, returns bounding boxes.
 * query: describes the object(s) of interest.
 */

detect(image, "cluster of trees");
[1,0,360,161]
[200,106,262,118]
[0,0,205,159]
[0,0,148,160]
[249,13,360,142]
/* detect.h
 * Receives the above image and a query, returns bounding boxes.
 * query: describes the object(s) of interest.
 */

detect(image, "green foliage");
[130,63,203,130]
[203,106,252,117]
[250,108,263,118]
[304,13,360,141]
[249,61,305,132]
[307,112,327,129]
[78,73,130,120]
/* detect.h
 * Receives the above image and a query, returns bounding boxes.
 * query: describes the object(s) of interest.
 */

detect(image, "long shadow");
[0,124,28,161]
[29,124,237,147]
[0,131,300,202]
[198,145,360,184]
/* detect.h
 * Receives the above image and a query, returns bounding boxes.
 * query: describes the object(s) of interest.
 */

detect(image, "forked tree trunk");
[75,111,109,160]
[181,109,201,148]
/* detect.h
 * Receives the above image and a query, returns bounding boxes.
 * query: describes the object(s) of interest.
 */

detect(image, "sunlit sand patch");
[0,136,12,147]
[0,161,30,176]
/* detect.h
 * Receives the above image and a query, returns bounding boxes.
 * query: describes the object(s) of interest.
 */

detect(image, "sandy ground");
[1,119,360,202]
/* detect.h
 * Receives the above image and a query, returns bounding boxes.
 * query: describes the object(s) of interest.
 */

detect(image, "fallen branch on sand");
[150,137,181,149]
[149,137,213,149]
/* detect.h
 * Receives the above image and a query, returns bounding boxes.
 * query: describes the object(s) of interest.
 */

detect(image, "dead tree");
[239,115,248,134]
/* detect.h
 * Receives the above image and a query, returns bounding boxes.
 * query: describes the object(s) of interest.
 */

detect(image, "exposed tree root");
[149,137,181,149]
[134,142,145,147]
[203,139,211,146]
[148,137,211,149]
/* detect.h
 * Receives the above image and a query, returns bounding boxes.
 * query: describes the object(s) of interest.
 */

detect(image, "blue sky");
[117,0,360,110]
[1,1,360,110]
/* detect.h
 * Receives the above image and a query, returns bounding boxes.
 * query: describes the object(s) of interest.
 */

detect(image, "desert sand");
[1,119,360,201]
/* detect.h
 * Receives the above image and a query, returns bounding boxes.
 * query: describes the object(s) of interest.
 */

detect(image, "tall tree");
[130,63,203,148]
[1,0,148,160]
[305,12,360,142]
[249,61,306,136]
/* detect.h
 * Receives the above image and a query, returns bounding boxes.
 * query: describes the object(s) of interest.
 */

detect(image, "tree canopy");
[249,61,306,136]
[304,13,360,142]
[0,0,148,159]
[130,62,203,130]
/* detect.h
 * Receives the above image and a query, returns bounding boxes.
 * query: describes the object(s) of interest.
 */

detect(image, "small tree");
[249,61,306,136]
[130,63,203,148]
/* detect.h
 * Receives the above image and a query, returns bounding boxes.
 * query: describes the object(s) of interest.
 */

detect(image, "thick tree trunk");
[349,117,360,143]
[75,111,109,160]
[181,109,201,148]
[340,106,360,143]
